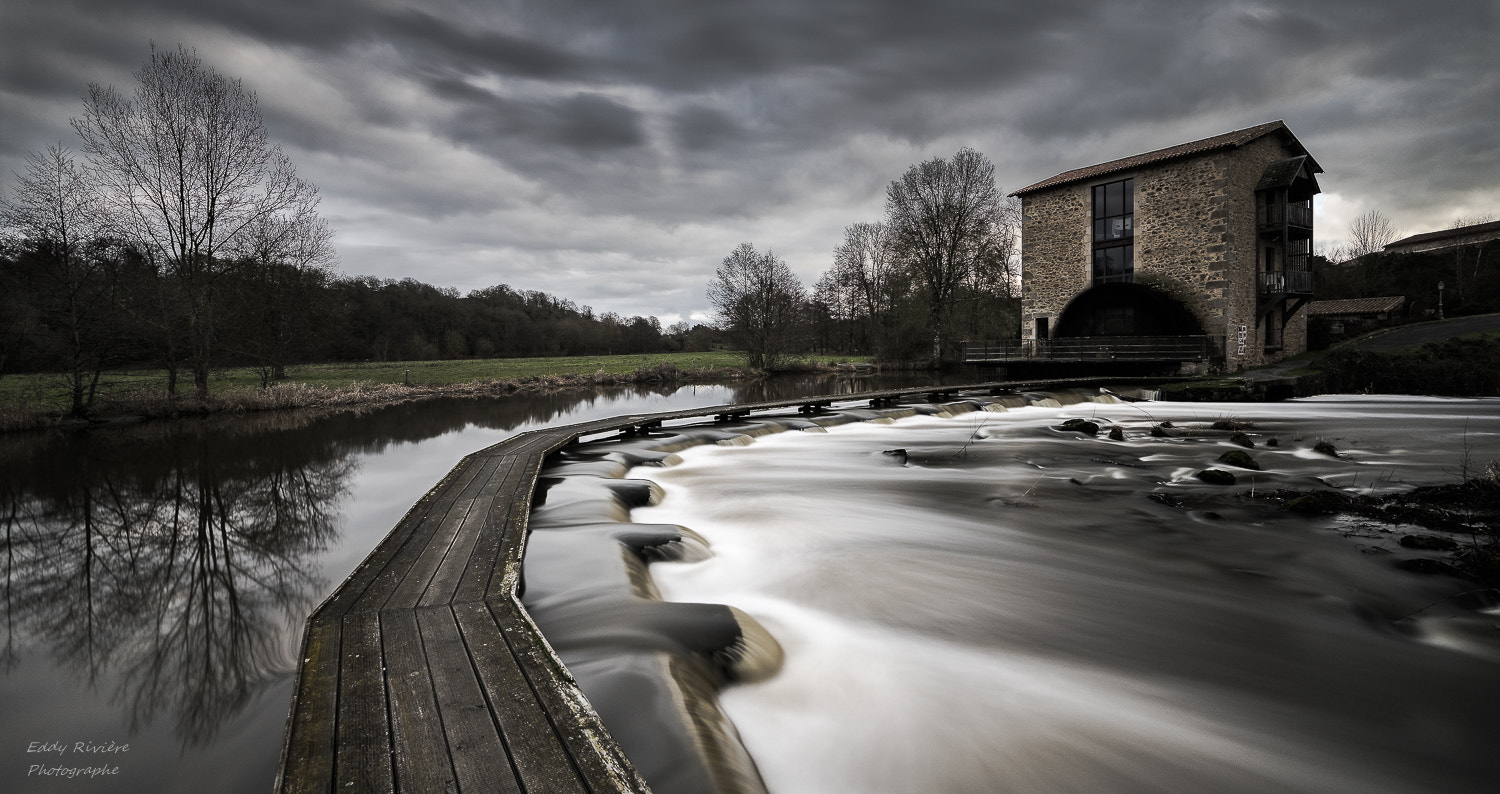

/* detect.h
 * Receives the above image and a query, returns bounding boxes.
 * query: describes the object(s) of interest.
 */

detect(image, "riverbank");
[0,354,874,434]
[1161,317,1500,402]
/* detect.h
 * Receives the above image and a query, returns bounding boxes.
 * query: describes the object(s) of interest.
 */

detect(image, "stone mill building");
[999,120,1322,372]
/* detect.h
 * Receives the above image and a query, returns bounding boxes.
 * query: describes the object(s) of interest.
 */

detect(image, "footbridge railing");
[963,335,1223,364]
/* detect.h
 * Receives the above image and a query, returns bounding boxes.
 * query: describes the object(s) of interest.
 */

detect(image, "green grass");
[0,351,870,413]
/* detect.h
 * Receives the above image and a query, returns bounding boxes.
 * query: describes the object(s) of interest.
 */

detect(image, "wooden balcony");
[1260,269,1314,296]
[963,335,1222,364]
[1257,203,1314,234]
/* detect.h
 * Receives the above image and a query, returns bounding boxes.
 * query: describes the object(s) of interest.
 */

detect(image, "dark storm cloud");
[671,105,746,152]
[2,0,1497,321]
[447,88,645,152]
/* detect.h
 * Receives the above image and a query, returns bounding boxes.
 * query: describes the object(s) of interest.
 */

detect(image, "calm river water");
[3,379,1497,793]
[0,373,953,793]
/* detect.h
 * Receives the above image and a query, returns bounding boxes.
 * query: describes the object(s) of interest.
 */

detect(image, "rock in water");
[1196,469,1237,485]
[1217,449,1260,470]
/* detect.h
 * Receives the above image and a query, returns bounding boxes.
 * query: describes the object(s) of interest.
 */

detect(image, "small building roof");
[1011,120,1321,197]
[1384,219,1500,253]
[1305,296,1407,316]
[1255,155,1319,192]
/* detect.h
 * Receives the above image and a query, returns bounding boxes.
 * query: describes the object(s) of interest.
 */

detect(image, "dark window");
[1092,178,1133,284]
[1092,245,1134,283]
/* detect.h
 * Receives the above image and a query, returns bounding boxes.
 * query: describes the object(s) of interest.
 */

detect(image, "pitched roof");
[1255,155,1318,191]
[1384,219,1500,251]
[1305,296,1407,316]
[1011,121,1321,197]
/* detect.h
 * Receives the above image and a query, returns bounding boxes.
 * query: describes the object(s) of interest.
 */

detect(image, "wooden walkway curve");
[275,378,1169,793]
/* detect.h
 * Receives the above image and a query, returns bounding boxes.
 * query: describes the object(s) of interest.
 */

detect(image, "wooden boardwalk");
[276,378,1168,793]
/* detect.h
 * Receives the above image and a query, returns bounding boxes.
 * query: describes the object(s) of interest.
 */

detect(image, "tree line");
[0,232,715,413]
[0,45,714,417]
[708,147,1022,368]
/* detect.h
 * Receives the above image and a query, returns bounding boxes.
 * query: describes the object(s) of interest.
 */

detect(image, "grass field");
[0,351,868,419]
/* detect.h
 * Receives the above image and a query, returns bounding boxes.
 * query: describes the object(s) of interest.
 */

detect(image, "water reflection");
[1,427,350,746]
[0,371,972,789]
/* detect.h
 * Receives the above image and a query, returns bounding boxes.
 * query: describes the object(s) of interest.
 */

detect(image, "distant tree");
[0,240,38,378]
[1449,213,1497,228]
[0,145,119,415]
[885,147,1007,362]
[954,194,1022,344]
[820,221,902,354]
[72,44,327,398]
[1315,241,1351,265]
[225,202,338,385]
[1346,209,1400,259]
[707,243,806,370]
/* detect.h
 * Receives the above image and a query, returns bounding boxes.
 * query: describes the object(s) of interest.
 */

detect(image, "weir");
[274,377,1169,793]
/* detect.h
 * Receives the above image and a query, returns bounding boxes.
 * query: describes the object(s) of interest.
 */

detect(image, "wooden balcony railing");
[963,335,1222,364]
[1257,203,1314,230]
[1260,269,1314,295]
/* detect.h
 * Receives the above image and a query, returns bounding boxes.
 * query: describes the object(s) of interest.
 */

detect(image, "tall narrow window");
[1092,178,1134,284]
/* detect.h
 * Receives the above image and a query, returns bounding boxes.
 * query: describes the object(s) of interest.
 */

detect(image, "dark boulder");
[1284,490,1354,514]
[1216,450,1261,470]
[1196,469,1237,485]
[1059,418,1100,435]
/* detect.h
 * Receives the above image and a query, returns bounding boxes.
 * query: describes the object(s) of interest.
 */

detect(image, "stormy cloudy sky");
[2,0,1496,324]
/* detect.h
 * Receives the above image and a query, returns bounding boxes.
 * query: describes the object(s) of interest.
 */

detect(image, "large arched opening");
[1054,283,1204,338]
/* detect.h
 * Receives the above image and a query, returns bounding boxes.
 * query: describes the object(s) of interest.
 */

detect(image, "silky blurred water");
[630,395,1500,794]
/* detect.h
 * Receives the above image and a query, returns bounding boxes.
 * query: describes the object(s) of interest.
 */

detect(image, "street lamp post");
[1438,281,1445,320]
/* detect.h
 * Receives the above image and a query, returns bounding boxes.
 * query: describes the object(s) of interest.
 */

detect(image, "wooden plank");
[276,616,341,794]
[416,606,525,794]
[452,601,587,793]
[381,609,458,793]
[384,455,502,610]
[335,611,394,794]
[424,453,519,608]
[450,455,525,606]
[355,454,492,613]
[316,484,444,618]
[490,601,647,793]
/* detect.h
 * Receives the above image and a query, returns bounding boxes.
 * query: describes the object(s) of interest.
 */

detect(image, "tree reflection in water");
[0,374,953,764]
[0,425,351,746]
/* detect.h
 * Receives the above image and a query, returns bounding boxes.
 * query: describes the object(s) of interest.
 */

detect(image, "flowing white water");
[632,396,1500,794]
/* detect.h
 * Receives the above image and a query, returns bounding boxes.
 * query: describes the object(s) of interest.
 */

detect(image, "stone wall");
[1018,133,1312,369]
[1019,183,1091,336]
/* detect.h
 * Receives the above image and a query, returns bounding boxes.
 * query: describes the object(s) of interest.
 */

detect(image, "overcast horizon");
[3,0,1496,325]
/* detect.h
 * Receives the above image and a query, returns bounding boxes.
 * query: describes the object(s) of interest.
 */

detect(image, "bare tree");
[707,243,806,370]
[0,145,117,415]
[1315,241,1351,264]
[1346,209,1400,259]
[72,44,326,399]
[1448,213,1497,229]
[885,147,1006,362]
[228,205,338,385]
[815,221,903,353]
